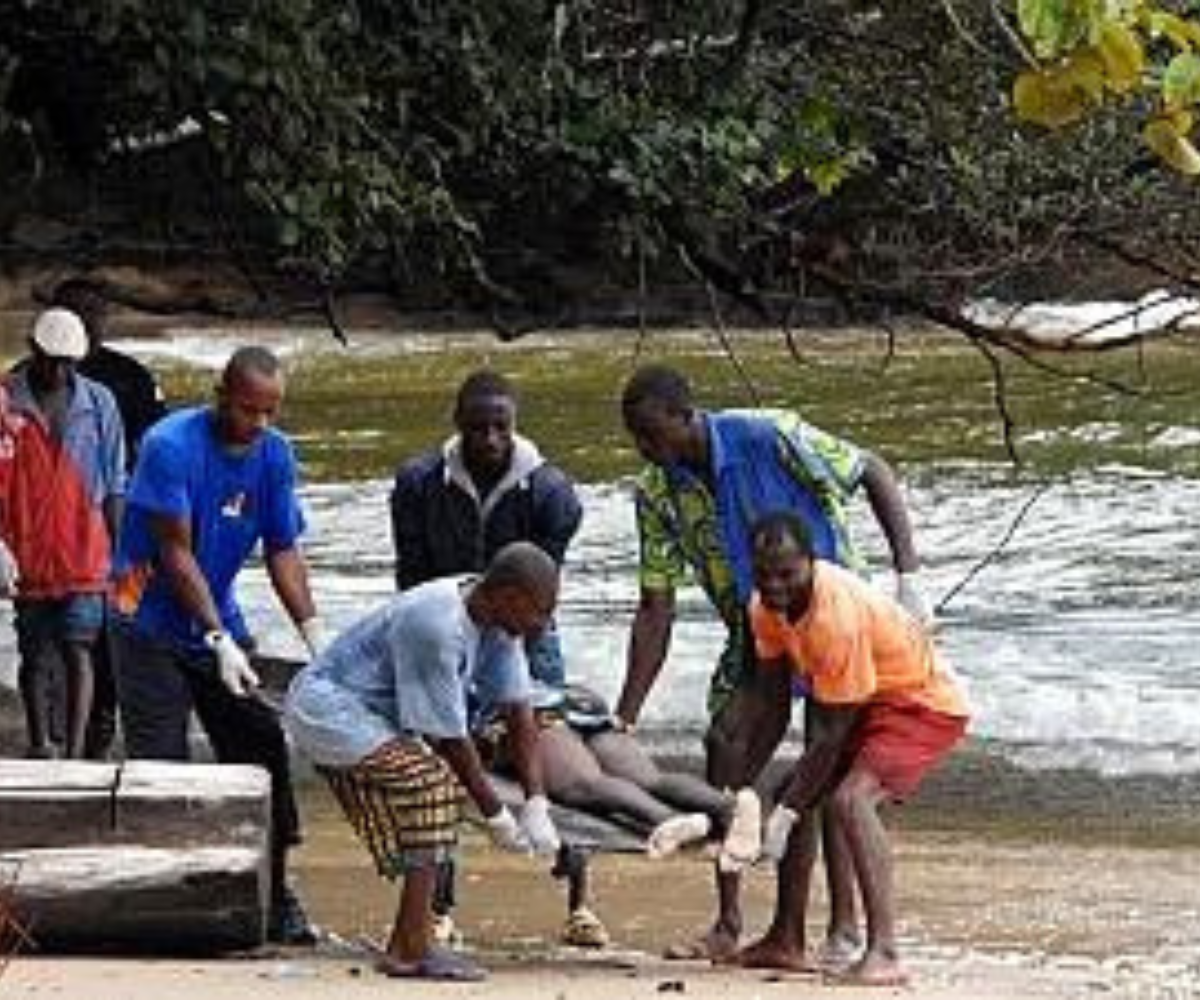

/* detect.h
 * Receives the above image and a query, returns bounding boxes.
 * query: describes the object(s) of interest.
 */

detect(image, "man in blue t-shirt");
[111,345,327,946]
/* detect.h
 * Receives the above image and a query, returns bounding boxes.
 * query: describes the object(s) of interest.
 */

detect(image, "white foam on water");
[965,290,1200,346]
[237,474,1200,777]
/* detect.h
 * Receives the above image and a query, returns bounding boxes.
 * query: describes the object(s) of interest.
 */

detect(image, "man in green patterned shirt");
[615,363,931,966]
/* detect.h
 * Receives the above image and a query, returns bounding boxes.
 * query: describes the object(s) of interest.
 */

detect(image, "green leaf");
[1018,0,1103,59]
[1163,52,1200,110]
[1147,11,1200,51]
[1095,21,1144,93]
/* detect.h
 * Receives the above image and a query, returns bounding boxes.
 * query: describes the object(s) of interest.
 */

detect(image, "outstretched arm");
[435,735,503,818]
[859,451,920,573]
[265,545,318,629]
[614,588,675,727]
[779,703,861,812]
[499,701,546,799]
[861,452,935,623]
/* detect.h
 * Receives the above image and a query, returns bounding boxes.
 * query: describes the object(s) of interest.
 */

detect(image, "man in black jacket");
[390,368,581,688]
[391,369,601,941]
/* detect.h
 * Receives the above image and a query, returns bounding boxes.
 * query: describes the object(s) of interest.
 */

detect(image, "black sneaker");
[268,886,318,946]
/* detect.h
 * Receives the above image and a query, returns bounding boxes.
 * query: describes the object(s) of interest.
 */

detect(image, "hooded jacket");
[389,433,582,589]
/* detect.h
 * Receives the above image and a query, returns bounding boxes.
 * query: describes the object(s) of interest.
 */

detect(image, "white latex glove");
[759,805,799,865]
[0,538,18,597]
[895,570,934,628]
[298,617,329,659]
[485,805,532,854]
[518,794,561,856]
[207,631,260,697]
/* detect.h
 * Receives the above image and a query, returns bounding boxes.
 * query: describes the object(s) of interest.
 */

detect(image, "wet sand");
[6,791,1198,998]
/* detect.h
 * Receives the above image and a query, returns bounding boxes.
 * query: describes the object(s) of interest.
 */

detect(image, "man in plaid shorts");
[285,541,562,982]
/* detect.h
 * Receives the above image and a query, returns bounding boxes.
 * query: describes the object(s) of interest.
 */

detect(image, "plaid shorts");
[320,739,464,879]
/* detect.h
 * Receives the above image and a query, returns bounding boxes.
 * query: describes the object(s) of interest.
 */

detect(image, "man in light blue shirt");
[286,541,562,982]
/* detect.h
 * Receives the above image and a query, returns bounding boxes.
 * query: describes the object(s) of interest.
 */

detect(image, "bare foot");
[737,933,819,974]
[836,950,909,987]
[664,925,740,963]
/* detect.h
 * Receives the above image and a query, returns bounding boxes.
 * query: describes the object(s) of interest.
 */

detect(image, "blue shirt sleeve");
[95,386,127,498]
[129,433,190,519]
[259,435,306,553]
[471,632,532,711]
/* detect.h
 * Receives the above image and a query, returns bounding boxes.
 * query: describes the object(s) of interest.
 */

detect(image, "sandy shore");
[5,794,1199,998]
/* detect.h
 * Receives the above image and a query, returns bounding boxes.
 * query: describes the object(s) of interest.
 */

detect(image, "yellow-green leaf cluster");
[1013,1,1200,176]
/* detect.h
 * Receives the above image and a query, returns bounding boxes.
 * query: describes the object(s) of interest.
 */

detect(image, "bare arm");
[499,702,546,799]
[860,451,920,573]
[779,703,861,812]
[711,657,794,787]
[265,545,318,627]
[614,587,675,726]
[434,735,503,817]
[149,512,224,634]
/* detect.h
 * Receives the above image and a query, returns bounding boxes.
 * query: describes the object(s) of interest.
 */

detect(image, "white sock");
[646,813,713,859]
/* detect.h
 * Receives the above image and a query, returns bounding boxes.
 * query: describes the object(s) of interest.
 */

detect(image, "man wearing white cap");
[0,308,126,758]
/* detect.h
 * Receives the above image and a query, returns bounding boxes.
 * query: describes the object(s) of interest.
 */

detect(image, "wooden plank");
[0,762,271,852]
[2,846,266,953]
[0,761,119,790]
[0,762,117,851]
[114,762,270,850]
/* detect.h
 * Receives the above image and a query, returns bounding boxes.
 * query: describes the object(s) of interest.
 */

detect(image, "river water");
[242,470,1200,778]
[112,321,1196,783]
[5,321,1199,779]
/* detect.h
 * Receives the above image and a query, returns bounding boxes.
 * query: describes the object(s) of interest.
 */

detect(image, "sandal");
[560,906,610,949]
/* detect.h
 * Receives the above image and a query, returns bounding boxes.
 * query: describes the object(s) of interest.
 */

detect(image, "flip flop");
[663,939,710,961]
[371,943,487,982]
[663,934,739,963]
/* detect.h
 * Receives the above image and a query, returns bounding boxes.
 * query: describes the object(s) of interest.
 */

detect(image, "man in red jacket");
[0,308,125,759]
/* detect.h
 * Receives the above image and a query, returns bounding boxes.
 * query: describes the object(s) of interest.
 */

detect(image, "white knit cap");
[31,308,89,360]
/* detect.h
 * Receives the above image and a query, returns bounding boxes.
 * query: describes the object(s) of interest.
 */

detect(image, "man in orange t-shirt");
[734,510,968,987]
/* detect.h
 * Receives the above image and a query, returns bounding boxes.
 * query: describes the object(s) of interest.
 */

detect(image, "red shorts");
[850,700,967,800]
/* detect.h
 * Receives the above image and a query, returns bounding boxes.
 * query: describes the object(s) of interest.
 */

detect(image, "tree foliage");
[1014,0,1200,175]
[2,1,1200,345]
